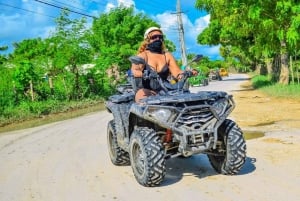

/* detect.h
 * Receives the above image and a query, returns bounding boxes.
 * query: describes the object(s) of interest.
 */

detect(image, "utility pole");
[176,0,188,67]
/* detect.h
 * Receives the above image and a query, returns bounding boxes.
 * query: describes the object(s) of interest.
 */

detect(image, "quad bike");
[209,69,222,81]
[105,55,246,187]
[189,70,209,87]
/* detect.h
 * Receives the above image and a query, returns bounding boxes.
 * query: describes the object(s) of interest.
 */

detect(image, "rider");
[131,27,197,102]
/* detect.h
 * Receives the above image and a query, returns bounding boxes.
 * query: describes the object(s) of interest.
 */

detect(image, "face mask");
[147,40,163,53]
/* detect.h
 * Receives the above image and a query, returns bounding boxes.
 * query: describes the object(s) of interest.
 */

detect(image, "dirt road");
[1,74,300,201]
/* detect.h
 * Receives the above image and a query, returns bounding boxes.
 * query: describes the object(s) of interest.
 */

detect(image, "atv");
[189,70,209,87]
[105,55,246,187]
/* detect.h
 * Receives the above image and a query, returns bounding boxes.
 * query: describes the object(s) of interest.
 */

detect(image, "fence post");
[49,77,54,95]
[290,56,294,84]
[29,80,34,101]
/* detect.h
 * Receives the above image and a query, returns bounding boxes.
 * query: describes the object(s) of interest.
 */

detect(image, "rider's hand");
[191,69,199,76]
[177,69,198,80]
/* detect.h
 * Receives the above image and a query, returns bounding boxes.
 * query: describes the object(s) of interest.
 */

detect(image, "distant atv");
[105,55,246,187]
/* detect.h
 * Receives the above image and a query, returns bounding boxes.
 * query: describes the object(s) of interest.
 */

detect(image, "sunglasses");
[150,34,164,40]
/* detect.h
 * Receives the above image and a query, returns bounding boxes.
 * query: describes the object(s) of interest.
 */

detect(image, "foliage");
[195,0,300,84]
[13,61,38,101]
[1,4,300,130]
[251,75,273,89]
[0,6,175,126]
[50,10,94,100]
[0,64,14,114]
[0,46,8,64]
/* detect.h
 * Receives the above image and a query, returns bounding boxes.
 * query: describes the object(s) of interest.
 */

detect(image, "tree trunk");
[266,58,273,75]
[272,55,281,82]
[279,40,289,85]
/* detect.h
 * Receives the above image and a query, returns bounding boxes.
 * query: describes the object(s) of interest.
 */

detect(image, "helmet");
[144,27,162,39]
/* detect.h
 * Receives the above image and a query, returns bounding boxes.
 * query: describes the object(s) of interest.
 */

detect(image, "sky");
[0,0,222,60]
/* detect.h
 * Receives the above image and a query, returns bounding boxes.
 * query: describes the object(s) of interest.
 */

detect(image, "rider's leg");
[135,88,157,103]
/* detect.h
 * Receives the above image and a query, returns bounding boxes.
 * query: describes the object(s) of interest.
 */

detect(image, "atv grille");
[176,107,214,130]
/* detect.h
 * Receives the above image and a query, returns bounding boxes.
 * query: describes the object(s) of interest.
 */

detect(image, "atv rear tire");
[129,127,166,187]
[107,120,130,166]
[208,119,246,175]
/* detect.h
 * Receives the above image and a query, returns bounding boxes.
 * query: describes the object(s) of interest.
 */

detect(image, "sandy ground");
[0,74,300,201]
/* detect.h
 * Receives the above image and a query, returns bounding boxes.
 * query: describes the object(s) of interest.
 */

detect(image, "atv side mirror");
[184,54,204,69]
[129,56,146,65]
[191,54,203,63]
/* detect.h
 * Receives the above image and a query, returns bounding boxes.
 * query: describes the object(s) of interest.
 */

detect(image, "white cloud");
[105,3,115,12]
[105,0,134,12]
[194,14,210,33]
[118,0,135,7]
[156,12,177,30]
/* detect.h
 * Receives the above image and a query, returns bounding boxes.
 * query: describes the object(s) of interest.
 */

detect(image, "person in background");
[131,27,197,102]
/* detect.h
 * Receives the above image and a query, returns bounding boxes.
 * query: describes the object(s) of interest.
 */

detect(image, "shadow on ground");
[161,154,256,186]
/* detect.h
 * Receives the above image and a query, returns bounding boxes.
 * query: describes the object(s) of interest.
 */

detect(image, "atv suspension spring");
[166,129,172,143]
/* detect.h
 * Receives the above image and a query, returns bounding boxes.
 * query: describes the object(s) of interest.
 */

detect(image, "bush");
[251,75,272,89]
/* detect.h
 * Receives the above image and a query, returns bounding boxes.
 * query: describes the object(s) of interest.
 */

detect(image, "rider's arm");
[167,52,198,79]
[131,63,143,77]
[131,53,145,78]
[166,52,184,79]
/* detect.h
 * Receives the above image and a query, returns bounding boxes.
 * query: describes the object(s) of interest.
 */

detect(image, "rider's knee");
[135,88,156,103]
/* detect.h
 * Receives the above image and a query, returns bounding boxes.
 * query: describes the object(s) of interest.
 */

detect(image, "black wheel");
[107,120,130,166]
[203,78,209,86]
[207,119,246,175]
[129,127,166,187]
[205,78,209,86]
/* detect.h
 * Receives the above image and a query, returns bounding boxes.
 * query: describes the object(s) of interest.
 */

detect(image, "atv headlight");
[212,100,227,115]
[146,107,178,123]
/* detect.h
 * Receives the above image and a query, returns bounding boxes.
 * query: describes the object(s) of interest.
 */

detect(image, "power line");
[0,2,56,18]
[48,0,93,14]
[33,0,96,18]
[84,0,108,6]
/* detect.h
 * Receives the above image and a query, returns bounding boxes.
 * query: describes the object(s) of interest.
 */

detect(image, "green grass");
[251,75,272,89]
[251,75,300,99]
[260,84,300,98]
[0,100,106,134]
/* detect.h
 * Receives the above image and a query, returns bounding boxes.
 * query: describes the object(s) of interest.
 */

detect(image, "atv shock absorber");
[166,129,172,143]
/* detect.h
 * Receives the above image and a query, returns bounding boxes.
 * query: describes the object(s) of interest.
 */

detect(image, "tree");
[91,7,155,72]
[13,61,38,101]
[0,46,14,113]
[195,0,300,84]
[0,46,8,64]
[49,10,93,99]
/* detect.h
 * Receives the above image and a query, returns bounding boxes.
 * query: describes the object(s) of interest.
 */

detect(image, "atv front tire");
[107,120,130,165]
[208,119,246,175]
[129,127,166,187]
